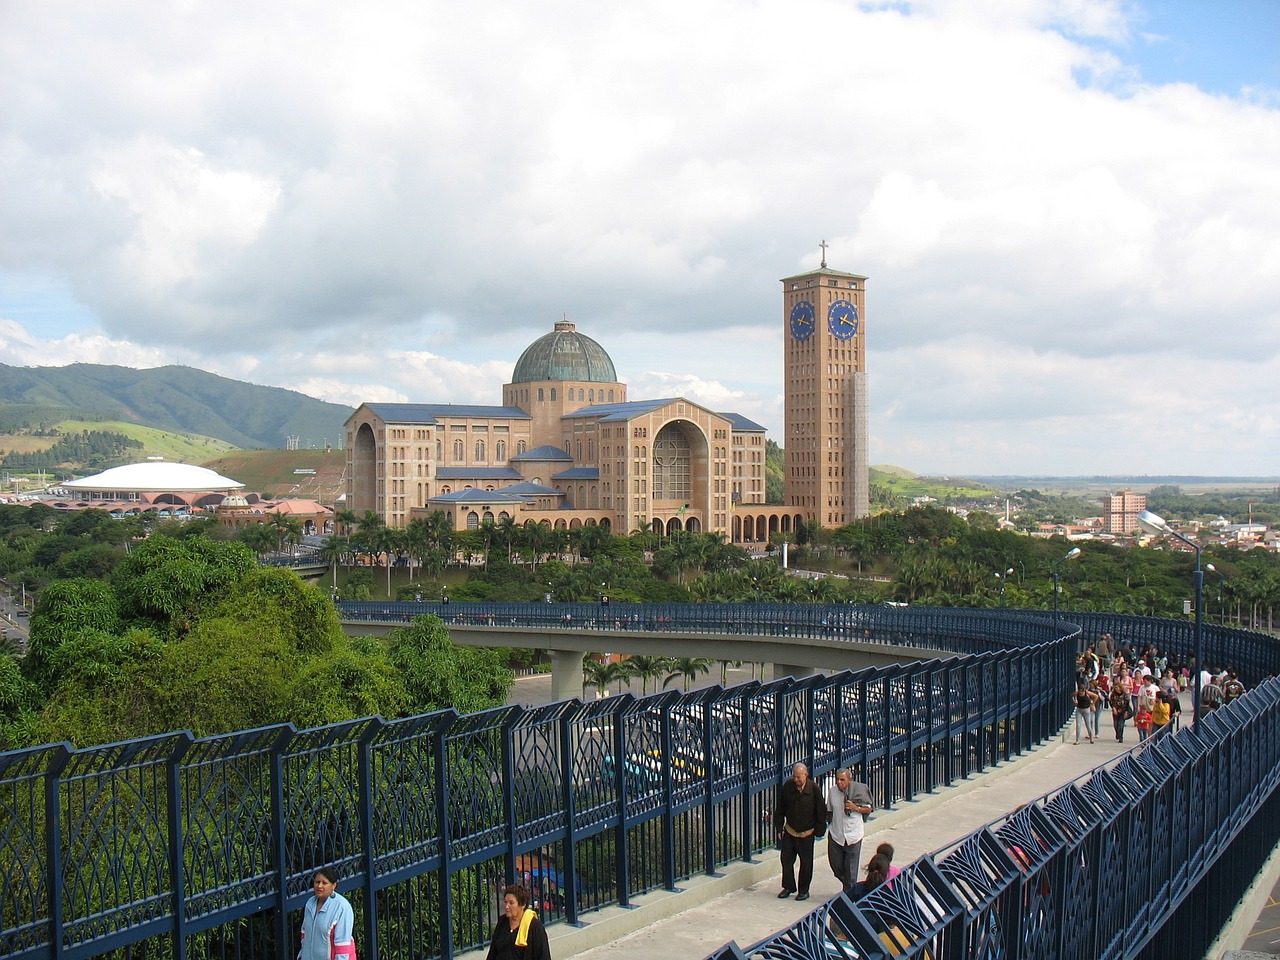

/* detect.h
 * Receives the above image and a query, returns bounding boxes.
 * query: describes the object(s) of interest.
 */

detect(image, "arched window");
[475,439,485,461]
[517,440,526,454]
[538,388,544,401]
[496,440,506,461]
[466,511,479,529]
[483,511,494,523]
[436,440,442,461]
[578,388,584,401]
[551,388,557,400]
[609,390,615,402]
[453,439,464,461]
[588,389,594,402]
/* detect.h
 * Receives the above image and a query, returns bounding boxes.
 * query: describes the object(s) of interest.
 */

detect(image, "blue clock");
[827,299,859,340]
[789,300,815,341]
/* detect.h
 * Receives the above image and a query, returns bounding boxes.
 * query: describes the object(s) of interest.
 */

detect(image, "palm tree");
[335,508,360,535]
[239,523,278,560]
[663,657,714,692]
[624,655,670,696]
[582,656,632,699]
[403,517,431,578]
[319,536,347,592]
[371,525,402,598]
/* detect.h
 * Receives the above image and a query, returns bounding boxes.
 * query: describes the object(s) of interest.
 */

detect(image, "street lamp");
[995,567,1014,607]
[1205,563,1227,624]
[1138,509,1203,727]
[1051,547,1081,627]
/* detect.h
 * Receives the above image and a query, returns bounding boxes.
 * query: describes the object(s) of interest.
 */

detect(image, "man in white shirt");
[825,768,874,893]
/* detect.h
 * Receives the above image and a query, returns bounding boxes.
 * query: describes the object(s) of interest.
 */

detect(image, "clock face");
[789,300,815,341]
[827,299,859,340]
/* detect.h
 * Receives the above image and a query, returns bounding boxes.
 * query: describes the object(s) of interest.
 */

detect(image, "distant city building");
[1103,490,1147,535]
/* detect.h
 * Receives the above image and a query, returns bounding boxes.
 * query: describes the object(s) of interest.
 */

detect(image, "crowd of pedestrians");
[1072,633,1246,745]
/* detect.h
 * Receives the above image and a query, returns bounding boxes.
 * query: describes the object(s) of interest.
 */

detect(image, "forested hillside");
[0,363,351,449]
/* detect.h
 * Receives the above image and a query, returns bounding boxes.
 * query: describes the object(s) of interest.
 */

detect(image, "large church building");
[345,257,869,543]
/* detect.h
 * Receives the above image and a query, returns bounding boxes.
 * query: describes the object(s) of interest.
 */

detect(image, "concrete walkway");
[520,707,1277,960]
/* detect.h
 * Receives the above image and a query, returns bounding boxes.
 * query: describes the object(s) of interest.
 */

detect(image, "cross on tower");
[819,239,828,268]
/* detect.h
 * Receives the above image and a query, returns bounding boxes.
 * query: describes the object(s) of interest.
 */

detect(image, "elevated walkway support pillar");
[549,649,587,703]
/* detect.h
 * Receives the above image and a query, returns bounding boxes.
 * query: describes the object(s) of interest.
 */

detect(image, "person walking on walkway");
[1072,683,1098,743]
[774,763,826,902]
[299,867,355,960]
[825,767,873,893]
[1110,683,1132,742]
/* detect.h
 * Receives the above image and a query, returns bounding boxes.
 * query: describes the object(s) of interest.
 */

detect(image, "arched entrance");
[352,423,379,516]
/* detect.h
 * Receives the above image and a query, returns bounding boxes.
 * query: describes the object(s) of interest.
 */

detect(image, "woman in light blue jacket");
[299,867,355,960]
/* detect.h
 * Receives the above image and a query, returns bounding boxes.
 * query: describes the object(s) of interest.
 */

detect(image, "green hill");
[56,420,237,463]
[201,449,346,501]
[0,363,352,449]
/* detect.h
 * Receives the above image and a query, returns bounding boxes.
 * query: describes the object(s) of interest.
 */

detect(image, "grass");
[201,449,346,501]
[54,420,236,462]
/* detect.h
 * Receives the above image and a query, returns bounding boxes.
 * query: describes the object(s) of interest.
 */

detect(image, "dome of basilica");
[511,320,617,384]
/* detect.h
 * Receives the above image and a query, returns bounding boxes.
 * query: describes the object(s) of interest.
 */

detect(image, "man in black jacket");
[774,763,827,901]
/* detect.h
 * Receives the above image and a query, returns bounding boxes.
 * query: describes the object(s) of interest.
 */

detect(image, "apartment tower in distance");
[1104,490,1147,535]
[782,246,870,528]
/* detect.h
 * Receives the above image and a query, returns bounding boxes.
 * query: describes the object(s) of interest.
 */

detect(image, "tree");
[24,578,123,688]
[623,655,670,696]
[384,615,512,715]
[663,657,713,692]
[371,526,402,598]
[583,656,632,699]
[319,536,347,591]
[111,535,256,636]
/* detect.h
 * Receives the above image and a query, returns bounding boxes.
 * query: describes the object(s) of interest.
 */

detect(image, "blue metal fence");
[713,681,1280,960]
[0,605,1274,960]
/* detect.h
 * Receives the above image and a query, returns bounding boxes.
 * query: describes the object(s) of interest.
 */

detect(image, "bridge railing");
[2,606,1273,960]
[713,678,1280,960]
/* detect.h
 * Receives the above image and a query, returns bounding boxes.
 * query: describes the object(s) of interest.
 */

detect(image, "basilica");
[345,258,869,545]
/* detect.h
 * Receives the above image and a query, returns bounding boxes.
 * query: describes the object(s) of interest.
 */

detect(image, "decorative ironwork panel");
[368,711,452,879]
[441,708,510,864]
[0,744,66,959]
[180,726,290,921]
[280,719,374,900]
[57,733,191,950]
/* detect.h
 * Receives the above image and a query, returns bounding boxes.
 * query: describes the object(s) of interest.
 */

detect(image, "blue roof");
[436,467,523,480]
[429,488,530,503]
[511,445,572,461]
[503,481,563,496]
[719,412,767,432]
[553,467,600,480]
[562,398,680,422]
[363,403,530,423]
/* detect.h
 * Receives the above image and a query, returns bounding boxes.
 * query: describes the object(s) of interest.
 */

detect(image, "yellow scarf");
[515,908,536,947]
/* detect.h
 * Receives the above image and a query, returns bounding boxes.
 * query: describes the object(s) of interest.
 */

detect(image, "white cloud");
[0,0,1276,475]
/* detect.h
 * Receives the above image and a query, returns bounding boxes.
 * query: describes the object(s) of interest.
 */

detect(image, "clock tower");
[782,248,869,527]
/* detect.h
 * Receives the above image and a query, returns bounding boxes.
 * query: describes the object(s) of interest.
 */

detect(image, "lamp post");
[1205,562,1226,624]
[1051,547,1081,628]
[1138,509,1203,727]
[995,567,1014,607]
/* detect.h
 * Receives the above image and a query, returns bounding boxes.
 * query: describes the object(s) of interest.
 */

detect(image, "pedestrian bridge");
[2,604,1278,960]
[337,600,1014,701]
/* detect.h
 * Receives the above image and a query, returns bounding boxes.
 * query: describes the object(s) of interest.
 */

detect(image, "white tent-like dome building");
[63,462,244,495]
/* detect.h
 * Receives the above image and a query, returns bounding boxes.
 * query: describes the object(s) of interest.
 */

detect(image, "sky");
[1,0,1278,477]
